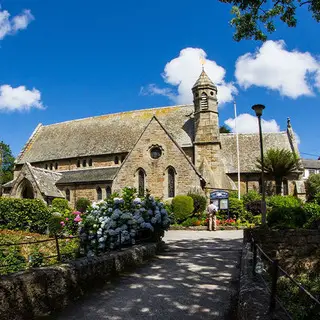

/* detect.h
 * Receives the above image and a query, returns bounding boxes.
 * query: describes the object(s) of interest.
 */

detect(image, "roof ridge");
[41,104,193,128]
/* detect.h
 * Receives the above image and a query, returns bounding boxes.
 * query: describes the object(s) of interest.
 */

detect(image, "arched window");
[77,159,80,168]
[96,186,102,200]
[283,179,289,196]
[50,163,53,170]
[89,158,93,167]
[115,156,119,164]
[200,92,208,110]
[82,159,87,167]
[106,186,111,198]
[168,167,175,198]
[66,189,70,201]
[55,162,58,170]
[138,169,145,197]
[45,164,48,170]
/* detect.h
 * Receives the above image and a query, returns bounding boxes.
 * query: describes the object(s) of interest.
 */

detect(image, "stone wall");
[244,228,320,274]
[113,118,203,199]
[0,242,162,320]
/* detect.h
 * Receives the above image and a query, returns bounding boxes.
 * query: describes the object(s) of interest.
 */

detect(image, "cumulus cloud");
[142,47,237,105]
[225,113,280,134]
[235,40,320,98]
[0,8,34,40]
[0,85,44,111]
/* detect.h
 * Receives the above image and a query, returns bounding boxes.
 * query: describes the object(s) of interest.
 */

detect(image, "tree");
[256,148,300,194]
[219,0,320,41]
[219,125,231,133]
[305,173,320,201]
[0,141,15,187]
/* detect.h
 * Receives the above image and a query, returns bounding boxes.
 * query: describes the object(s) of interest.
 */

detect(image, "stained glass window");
[138,169,145,197]
[168,167,175,198]
[106,186,111,198]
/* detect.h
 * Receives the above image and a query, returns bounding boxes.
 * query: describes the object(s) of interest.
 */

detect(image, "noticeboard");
[210,191,229,210]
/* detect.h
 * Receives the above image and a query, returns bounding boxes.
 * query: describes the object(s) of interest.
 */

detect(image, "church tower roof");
[192,69,216,89]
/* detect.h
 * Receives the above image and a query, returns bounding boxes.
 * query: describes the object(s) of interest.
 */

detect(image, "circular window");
[150,147,162,159]
[210,91,214,96]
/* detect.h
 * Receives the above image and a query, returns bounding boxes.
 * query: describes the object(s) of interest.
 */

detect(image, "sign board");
[210,191,229,210]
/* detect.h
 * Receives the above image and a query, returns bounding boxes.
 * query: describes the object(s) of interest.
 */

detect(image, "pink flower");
[65,218,69,221]
[74,214,82,222]
[60,221,65,226]
[73,211,82,215]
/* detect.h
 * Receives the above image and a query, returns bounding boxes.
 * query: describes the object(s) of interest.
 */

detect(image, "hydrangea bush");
[79,187,171,257]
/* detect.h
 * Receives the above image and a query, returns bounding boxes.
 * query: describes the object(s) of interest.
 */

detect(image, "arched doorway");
[18,179,35,199]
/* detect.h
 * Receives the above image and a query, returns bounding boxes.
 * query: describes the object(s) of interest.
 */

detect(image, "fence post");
[55,234,61,262]
[252,241,257,276]
[269,259,279,313]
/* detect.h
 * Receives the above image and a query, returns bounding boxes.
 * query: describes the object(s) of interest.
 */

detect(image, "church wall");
[194,143,221,171]
[182,147,194,163]
[113,119,203,199]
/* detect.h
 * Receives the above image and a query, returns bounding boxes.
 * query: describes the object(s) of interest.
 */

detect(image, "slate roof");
[16,105,195,164]
[220,132,296,173]
[27,164,64,198]
[302,159,320,169]
[192,70,216,89]
[57,167,118,184]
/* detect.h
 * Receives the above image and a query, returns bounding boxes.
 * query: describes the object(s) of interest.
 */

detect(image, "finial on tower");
[200,57,206,71]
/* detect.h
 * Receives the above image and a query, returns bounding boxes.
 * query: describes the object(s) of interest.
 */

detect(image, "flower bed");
[79,188,171,256]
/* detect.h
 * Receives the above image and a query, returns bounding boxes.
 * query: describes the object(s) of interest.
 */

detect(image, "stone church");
[2,70,305,206]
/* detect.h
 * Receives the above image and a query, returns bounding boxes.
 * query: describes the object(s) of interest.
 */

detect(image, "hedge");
[172,195,194,222]
[0,198,50,234]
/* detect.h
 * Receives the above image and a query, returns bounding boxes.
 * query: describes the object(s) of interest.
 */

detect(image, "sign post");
[210,191,229,218]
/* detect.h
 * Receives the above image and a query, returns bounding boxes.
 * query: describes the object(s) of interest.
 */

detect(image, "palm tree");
[256,148,301,195]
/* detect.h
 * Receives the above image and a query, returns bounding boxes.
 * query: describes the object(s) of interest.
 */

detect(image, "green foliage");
[228,197,245,220]
[267,195,304,228]
[219,0,320,42]
[0,198,50,234]
[48,212,64,235]
[0,246,26,275]
[187,193,206,214]
[242,190,261,205]
[219,125,231,133]
[0,141,15,185]
[75,197,91,213]
[172,195,194,222]
[252,215,262,225]
[306,174,320,201]
[228,191,239,199]
[303,202,320,229]
[28,246,45,268]
[245,200,262,216]
[257,148,300,194]
[181,217,202,227]
[51,198,71,213]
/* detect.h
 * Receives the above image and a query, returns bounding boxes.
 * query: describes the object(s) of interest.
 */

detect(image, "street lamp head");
[252,104,265,117]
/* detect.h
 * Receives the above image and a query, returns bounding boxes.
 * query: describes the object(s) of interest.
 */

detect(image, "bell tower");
[192,69,220,144]
[192,69,223,176]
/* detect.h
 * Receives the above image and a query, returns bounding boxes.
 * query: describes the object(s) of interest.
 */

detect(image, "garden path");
[55,230,243,320]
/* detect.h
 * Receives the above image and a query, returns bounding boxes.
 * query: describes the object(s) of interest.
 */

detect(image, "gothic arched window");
[168,167,175,198]
[97,186,102,201]
[200,92,208,110]
[55,162,58,170]
[82,159,87,167]
[138,169,145,197]
[115,156,119,164]
[89,158,93,167]
[77,159,81,168]
[106,186,111,198]
[50,163,53,170]
[66,189,70,201]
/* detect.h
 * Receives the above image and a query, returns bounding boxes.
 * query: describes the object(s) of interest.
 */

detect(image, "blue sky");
[0,0,319,158]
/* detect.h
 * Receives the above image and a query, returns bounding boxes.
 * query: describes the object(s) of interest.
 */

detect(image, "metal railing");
[250,234,320,319]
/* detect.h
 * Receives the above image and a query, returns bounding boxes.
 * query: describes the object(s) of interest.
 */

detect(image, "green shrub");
[228,191,239,199]
[242,190,261,205]
[172,195,194,222]
[306,173,320,201]
[51,198,71,213]
[267,195,302,208]
[252,215,262,225]
[0,198,50,234]
[302,202,320,229]
[228,198,245,220]
[246,200,262,216]
[75,198,91,213]
[0,246,26,275]
[181,217,201,227]
[48,212,64,235]
[187,193,206,214]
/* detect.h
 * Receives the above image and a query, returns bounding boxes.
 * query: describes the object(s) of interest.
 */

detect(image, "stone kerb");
[0,242,163,320]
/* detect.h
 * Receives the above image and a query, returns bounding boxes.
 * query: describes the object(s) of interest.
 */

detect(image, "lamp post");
[252,104,266,225]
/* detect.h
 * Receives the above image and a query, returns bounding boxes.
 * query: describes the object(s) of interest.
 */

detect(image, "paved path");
[55,230,243,320]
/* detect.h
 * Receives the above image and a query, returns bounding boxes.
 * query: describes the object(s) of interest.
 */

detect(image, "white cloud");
[143,47,237,105]
[0,8,34,40]
[225,113,280,134]
[0,85,44,111]
[235,40,320,98]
